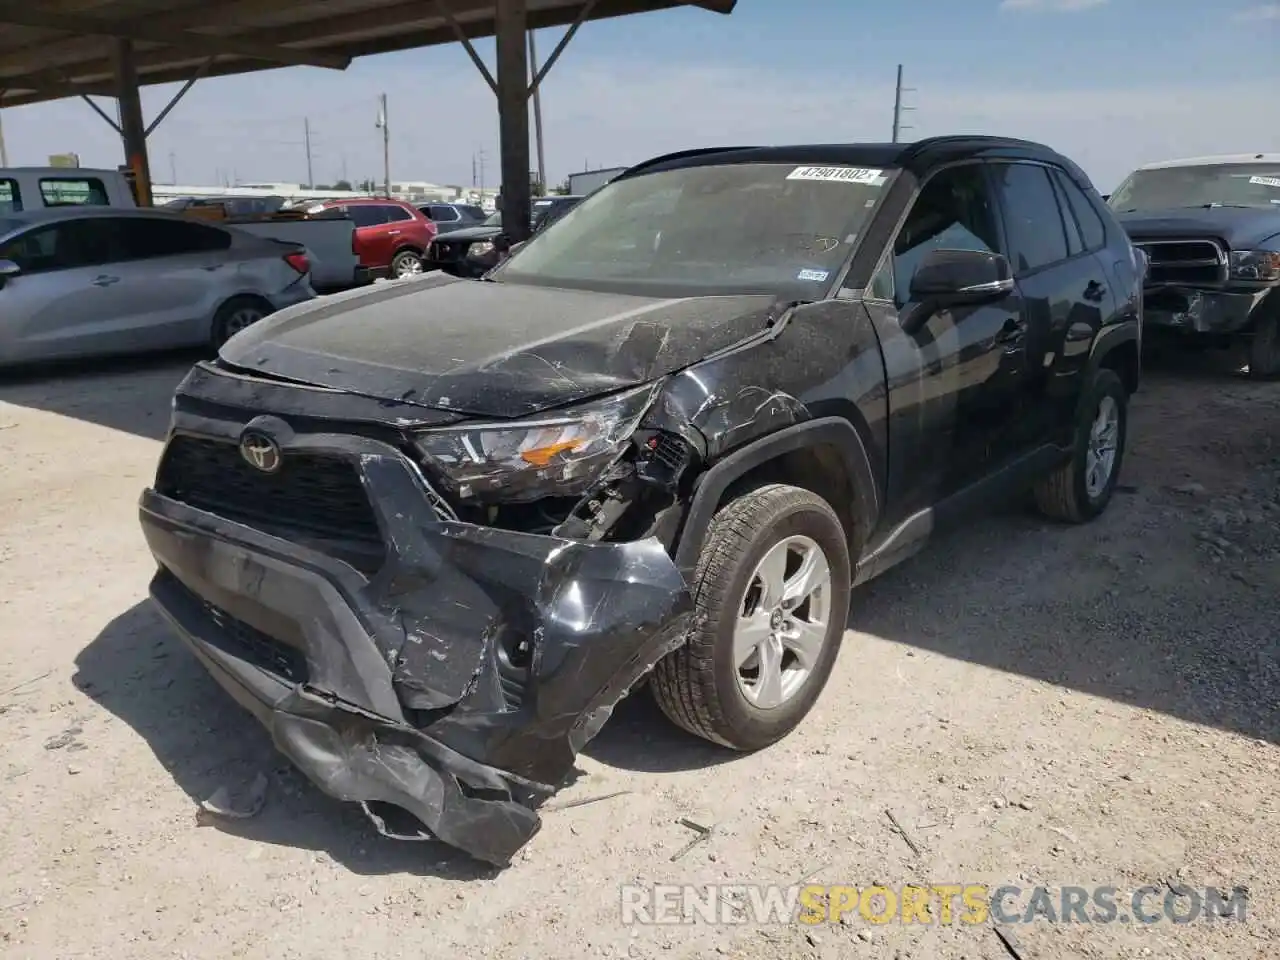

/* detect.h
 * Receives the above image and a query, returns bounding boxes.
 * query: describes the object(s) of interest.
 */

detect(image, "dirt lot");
[0,352,1276,960]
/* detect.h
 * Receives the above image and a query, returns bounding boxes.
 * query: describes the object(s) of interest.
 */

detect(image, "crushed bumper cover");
[1142,286,1270,335]
[138,429,692,866]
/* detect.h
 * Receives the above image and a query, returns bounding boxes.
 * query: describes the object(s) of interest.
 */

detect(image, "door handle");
[91,275,120,287]
[388,230,401,236]
[1083,280,1107,303]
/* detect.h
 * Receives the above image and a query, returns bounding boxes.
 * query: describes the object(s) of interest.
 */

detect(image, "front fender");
[671,417,879,578]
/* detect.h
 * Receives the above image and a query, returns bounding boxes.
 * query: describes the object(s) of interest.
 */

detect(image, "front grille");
[1134,239,1226,287]
[157,435,384,566]
[430,241,461,262]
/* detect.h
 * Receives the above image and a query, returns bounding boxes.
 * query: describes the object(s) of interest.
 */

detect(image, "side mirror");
[908,248,1014,305]
[0,259,19,287]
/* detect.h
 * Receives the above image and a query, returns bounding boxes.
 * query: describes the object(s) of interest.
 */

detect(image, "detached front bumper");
[138,425,692,866]
[1142,286,1271,336]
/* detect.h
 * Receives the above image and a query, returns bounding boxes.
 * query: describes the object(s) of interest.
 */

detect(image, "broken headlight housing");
[412,385,656,502]
[1229,248,1280,282]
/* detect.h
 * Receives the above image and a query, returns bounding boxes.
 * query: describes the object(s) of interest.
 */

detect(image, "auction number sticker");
[787,165,887,186]
[1249,175,1280,188]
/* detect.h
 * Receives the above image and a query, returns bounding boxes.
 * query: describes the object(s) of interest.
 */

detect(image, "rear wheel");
[1248,311,1279,379]
[1034,367,1128,523]
[650,483,851,750]
[390,249,424,279]
[210,297,271,349]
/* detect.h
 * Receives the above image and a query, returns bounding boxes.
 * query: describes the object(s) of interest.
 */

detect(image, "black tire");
[1033,367,1128,523]
[1248,311,1279,380]
[650,483,852,750]
[390,249,424,279]
[210,296,271,349]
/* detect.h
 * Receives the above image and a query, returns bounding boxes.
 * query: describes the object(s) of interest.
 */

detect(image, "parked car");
[0,168,359,291]
[418,201,488,234]
[138,136,1141,867]
[0,207,314,365]
[425,195,583,277]
[301,197,437,281]
[1109,153,1280,378]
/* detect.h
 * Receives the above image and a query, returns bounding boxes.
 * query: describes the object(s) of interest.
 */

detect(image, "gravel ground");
[0,350,1276,960]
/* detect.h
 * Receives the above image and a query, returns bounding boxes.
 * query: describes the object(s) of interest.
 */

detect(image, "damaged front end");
[139,364,700,866]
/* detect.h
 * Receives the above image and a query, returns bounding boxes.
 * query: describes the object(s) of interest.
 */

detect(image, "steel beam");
[112,39,152,207]
[495,0,531,242]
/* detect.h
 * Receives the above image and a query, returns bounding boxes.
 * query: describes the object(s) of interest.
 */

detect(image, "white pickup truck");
[0,166,360,290]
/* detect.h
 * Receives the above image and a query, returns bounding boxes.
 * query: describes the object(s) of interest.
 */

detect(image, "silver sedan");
[0,207,316,366]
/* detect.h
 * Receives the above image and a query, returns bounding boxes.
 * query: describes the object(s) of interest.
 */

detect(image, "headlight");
[468,241,494,258]
[412,385,656,502]
[1229,249,1280,281]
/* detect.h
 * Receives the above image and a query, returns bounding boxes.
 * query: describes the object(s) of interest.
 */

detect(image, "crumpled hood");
[1116,206,1280,249]
[219,275,778,418]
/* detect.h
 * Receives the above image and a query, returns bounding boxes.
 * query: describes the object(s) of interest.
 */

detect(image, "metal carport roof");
[0,0,737,237]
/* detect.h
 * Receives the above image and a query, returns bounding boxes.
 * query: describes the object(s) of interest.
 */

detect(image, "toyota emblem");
[239,430,282,473]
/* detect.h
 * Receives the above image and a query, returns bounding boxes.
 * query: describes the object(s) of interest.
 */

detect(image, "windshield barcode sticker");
[1249,175,1280,187]
[787,166,887,186]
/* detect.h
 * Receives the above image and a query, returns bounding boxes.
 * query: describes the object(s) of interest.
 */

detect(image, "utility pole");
[477,147,487,199]
[528,29,547,195]
[891,64,916,143]
[304,117,314,188]
[376,93,390,198]
[0,110,8,167]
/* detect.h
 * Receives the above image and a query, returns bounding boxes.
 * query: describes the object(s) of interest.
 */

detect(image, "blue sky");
[3,0,1277,192]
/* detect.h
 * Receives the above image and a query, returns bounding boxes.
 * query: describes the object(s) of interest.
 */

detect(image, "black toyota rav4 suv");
[139,136,1143,866]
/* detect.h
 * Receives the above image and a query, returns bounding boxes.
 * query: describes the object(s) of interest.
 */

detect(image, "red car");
[306,197,437,281]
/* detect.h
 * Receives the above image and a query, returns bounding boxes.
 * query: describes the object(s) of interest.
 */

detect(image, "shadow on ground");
[74,601,499,880]
[73,597,736,877]
[0,350,202,441]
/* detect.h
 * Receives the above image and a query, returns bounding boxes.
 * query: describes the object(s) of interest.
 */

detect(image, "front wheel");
[1034,367,1128,523]
[390,249,423,279]
[650,483,852,750]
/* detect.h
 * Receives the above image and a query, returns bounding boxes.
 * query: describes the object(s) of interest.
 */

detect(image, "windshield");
[495,162,892,296]
[1109,164,1280,211]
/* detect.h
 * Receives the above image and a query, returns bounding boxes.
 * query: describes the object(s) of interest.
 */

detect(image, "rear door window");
[346,205,388,227]
[1053,170,1107,251]
[428,204,459,222]
[0,178,20,213]
[39,177,110,207]
[382,205,412,223]
[990,162,1071,274]
[1049,175,1084,257]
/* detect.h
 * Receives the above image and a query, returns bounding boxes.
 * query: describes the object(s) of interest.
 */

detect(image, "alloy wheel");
[1085,395,1120,498]
[733,535,833,710]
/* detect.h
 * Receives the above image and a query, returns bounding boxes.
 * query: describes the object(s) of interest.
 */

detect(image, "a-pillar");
[112,38,153,206]
[494,0,531,242]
